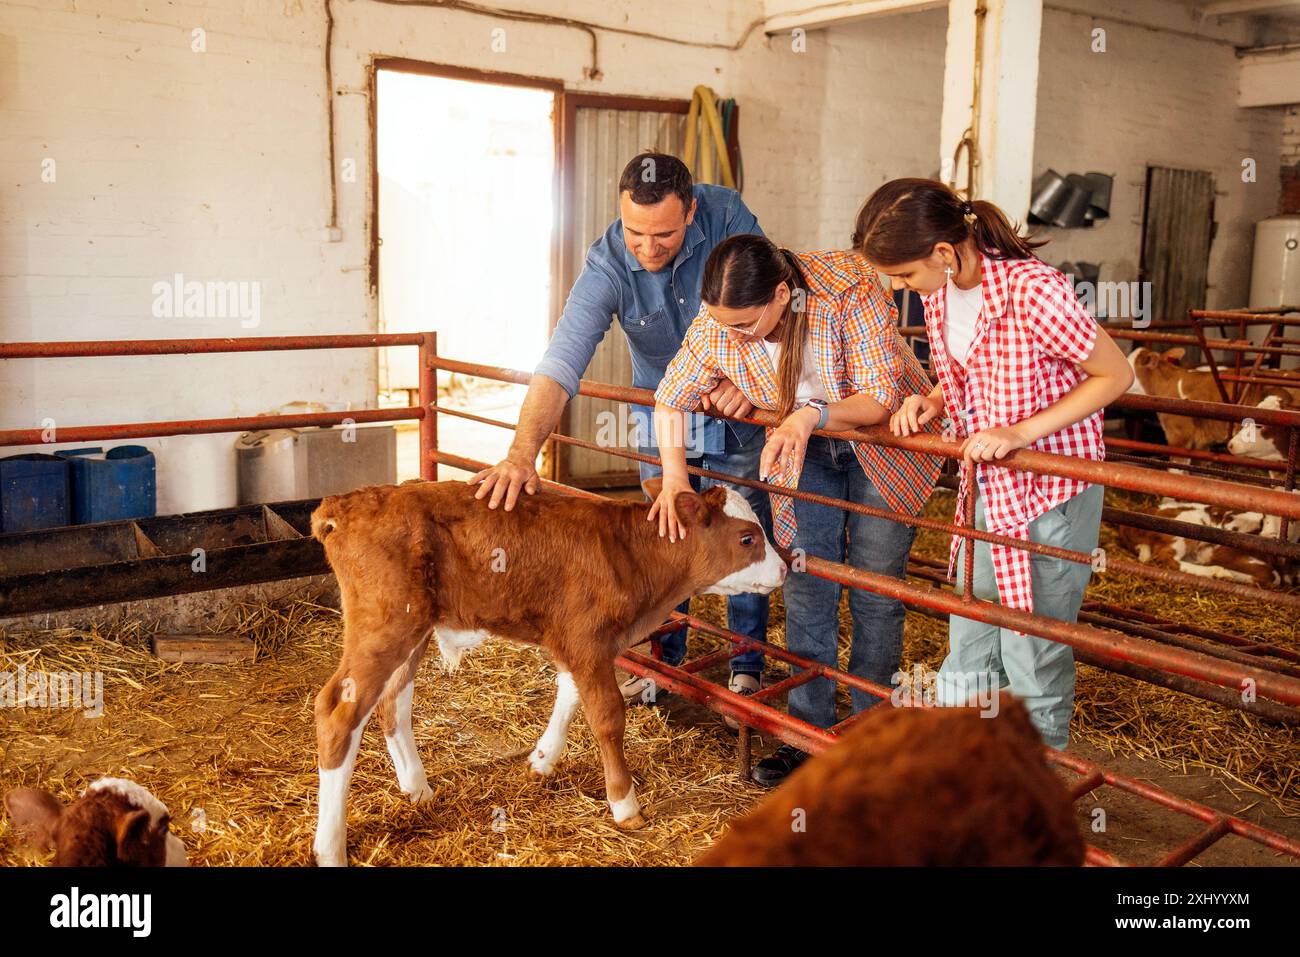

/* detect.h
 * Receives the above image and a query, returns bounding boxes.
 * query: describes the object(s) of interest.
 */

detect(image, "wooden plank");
[153,632,255,664]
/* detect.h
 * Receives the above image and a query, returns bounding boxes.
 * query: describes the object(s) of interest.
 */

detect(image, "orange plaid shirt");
[655,250,942,548]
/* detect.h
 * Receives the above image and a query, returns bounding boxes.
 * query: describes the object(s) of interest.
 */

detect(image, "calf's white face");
[1228,395,1284,460]
[701,488,787,597]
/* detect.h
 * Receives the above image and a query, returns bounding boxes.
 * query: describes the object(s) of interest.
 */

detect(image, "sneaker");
[724,672,760,732]
[750,744,809,787]
[620,674,670,706]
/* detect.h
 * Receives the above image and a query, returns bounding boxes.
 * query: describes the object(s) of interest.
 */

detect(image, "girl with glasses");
[649,234,943,785]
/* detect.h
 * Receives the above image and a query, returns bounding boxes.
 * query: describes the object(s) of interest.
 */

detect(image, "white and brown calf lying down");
[697,694,1084,867]
[1118,495,1298,587]
[310,478,786,867]
[5,778,187,866]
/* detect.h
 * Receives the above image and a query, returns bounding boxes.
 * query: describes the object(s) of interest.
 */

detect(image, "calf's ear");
[4,788,64,850]
[642,476,664,500]
[674,490,713,528]
[115,808,152,861]
[1163,347,1186,364]
[701,486,731,511]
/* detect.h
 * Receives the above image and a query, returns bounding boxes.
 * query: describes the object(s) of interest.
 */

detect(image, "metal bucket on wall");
[1083,172,1113,223]
[1052,175,1094,228]
[1029,169,1070,224]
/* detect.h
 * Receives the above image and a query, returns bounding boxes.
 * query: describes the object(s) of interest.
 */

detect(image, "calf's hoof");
[528,747,557,779]
[404,780,434,804]
[614,812,647,830]
[313,841,347,868]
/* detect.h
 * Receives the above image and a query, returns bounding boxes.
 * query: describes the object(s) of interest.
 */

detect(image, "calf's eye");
[740,535,754,547]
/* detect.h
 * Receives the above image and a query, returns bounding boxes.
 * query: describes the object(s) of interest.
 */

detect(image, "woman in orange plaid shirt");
[650,234,943,786]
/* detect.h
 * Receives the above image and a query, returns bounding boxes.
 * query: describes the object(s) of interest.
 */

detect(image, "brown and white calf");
[310,478,786,867]
[1117,498,1286,587]
[1127,347,1266,450]
[696,694,1083,866]
[1228,389,1299,461]
[4,778,187,866]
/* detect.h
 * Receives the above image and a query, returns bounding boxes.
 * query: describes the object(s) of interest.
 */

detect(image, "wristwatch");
[803,398,829,431]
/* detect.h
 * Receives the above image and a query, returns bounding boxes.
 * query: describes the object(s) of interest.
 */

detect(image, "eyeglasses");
[721,298,774,338]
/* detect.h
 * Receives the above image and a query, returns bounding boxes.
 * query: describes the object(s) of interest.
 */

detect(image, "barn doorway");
[374,64,558,480]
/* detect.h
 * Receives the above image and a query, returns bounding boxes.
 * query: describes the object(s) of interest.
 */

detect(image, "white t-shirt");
[761,336,829,405]
[944,277,983,366]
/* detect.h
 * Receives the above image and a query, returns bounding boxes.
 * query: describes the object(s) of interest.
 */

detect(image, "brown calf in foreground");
[697,694,1084,866]
[5,778,187,866]
[310,478,786,866]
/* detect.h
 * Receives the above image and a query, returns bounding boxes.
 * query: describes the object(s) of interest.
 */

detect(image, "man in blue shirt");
[470,153,771,712]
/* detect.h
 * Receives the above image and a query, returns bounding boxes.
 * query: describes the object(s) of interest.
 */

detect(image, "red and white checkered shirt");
[923,254,1103,615]
[656,250,943,548]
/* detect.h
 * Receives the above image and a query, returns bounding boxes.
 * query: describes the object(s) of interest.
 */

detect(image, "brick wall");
[0,0,949,509]
[1031,3,1282,309]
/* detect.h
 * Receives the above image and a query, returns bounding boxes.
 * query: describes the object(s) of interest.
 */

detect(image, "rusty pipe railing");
[431,446,1300,708]
[429,447,1300,865]
[434,402,1300,612]
[0,333,440,482]
[427,355,1300,520]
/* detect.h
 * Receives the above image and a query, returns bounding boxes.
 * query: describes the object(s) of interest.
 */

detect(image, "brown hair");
[701,234,811,419]
[618,152,694,209]
[851,178,1045,273]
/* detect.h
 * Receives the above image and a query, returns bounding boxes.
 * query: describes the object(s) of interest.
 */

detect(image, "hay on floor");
[0,597,762,866]
[2,484,1297,866]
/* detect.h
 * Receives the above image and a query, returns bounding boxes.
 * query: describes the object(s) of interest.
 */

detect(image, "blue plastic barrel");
[57,446,157,524]
[0,454,72,532]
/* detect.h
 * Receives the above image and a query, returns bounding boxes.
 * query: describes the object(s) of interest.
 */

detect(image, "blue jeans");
[638,426,771,674]
[782,436,918,729]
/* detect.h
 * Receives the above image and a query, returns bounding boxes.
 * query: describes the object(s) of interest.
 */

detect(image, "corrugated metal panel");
[563,108,687,484]
[1142,167,1216,343]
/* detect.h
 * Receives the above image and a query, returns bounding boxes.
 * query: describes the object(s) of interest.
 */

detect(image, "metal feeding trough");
[0,499,327,618]
[1029,169,1113,228]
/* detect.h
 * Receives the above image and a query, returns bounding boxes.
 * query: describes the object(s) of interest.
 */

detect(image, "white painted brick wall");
[1031,4,1282,310]
[1282,106,1300,167]
[1,0,946,511]
[0,0,1282,512]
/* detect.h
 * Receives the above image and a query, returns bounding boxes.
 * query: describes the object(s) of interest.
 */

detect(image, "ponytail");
[774,249,811,419]
[852,178,1046,270]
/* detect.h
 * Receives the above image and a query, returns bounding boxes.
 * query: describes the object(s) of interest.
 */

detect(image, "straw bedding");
[1,488,1296,865]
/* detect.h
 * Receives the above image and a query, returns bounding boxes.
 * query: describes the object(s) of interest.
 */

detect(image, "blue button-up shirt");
[534,183,764,456]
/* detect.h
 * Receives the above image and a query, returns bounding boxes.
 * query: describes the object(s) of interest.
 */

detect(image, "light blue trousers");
[938,483,1103,750]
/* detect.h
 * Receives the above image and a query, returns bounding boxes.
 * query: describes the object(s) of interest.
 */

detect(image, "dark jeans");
[782,436,917,729]
[638,426,771,674]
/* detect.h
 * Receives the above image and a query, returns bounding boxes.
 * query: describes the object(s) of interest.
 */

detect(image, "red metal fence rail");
[0,333,440,482]
[429,447,1300,867]
[4,334,1298,864]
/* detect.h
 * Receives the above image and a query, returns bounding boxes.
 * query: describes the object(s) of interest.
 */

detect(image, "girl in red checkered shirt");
[854,179,1134,750]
